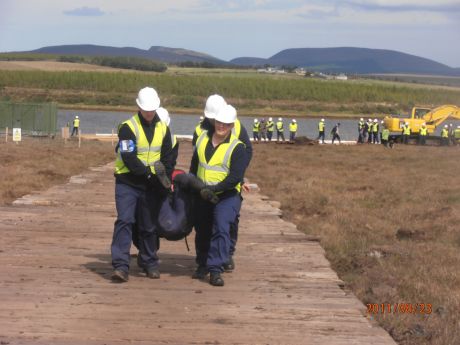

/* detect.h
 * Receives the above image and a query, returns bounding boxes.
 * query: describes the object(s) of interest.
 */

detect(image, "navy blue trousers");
[111,183,160,273]
[195,194,241,273]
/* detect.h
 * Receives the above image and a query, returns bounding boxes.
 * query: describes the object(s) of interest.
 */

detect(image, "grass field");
[1,61,460,117]
[246,142,460,345]
[1,137,459,344]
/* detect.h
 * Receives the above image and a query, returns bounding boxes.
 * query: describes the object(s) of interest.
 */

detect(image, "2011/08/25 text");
[367,303,432,314]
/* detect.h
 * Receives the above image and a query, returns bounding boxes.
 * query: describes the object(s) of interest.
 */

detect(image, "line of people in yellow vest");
[249,117,298,143]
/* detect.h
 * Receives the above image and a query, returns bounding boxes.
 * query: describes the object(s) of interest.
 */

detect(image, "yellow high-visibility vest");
[266,121,274,132]
[289,123,298,132]
[441,128,449,138]
[318,121,325,131]
[73,119,80,128]
[382,129,390,141]
[403,126,411,135]
[196,132,242,193]
[253,122,260,132]
[276,121,284,131]
[420,127,428,136]
[115,114,167,175]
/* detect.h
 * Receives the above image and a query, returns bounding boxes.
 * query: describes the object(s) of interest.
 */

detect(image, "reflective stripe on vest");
[253,122,260,132]
[231,119,242,137]
[403,126,411,135]
[196,132,242,193]
[115,114,167,175]
[441,129,449,138]
[420,127,427,136]
[318,121,325,131]
[195,124,203,138]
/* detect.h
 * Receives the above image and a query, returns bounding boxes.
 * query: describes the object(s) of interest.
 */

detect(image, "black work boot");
[223,257,235,272]
[192,265,208,279]
[209,272,224,287]
[153,161,171,189]
[144,268,160,279]
[111,269,129,283]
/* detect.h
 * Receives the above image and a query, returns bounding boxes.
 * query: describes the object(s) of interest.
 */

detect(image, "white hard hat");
[381,120,384,124]
[321,118,325,122]
[278,117,282,121]
[75,116,79,119]
[292,119,296,123]
[156,107,170,126]
[215,104,237,124]
[199,116,204,121]
[457,125,460,128]
[368,118,372,122]
[254,118,258,123]
[204,94,226,119]
[269,117,273,121]
[405,122,409,125]
[422,122,426,125]
[374,119,378,122]
[445,124,448,128]
[360,118,363,121]
[136,87,160,111]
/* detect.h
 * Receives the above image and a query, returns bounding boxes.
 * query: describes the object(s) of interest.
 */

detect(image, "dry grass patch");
[246,142,460,345]
[0,138,115,205]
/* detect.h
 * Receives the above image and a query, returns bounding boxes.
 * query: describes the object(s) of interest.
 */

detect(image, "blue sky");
[0,0,459,67]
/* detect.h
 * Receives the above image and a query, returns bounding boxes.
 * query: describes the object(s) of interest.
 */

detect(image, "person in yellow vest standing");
[289,119,298,143]
[190,104,247,287]
[455,126,460,145]
[266,117,274,141]
[71,115,80,136]
[111,87,174,283]
[418,122,428,145]
[317,118,325,144]
[441,125,449,146]
[253,118,260,142]
[276,117,285,142]
[381,125,390,148]
[402,122,411,144]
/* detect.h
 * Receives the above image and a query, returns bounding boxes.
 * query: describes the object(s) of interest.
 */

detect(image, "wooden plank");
[0,142,396,345]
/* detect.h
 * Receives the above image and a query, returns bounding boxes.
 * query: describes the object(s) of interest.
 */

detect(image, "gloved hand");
[200,187,219,204]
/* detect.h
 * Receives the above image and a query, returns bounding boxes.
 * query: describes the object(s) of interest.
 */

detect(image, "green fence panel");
[0,101,57,136]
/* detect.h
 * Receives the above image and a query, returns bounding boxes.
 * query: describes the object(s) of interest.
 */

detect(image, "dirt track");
[0,143,396,345]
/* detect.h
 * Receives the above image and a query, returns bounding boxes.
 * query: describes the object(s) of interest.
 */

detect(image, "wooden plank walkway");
[0,143,396,345]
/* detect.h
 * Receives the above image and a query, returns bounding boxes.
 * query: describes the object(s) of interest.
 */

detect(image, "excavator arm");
[422,105,460,128]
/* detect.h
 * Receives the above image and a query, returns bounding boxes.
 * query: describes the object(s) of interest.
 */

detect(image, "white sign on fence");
[13,128,22,142]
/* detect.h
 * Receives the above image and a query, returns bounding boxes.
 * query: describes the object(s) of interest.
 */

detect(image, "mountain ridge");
[21,44,460,76]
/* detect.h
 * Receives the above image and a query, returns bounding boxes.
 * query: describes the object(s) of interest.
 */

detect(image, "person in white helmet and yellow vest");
[111,87,174,283]
[71,115,80,136]
[190,104,247,287]
[289,119,298,143]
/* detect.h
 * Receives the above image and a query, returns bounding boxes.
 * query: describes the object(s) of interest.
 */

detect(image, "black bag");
[156,183,194,241]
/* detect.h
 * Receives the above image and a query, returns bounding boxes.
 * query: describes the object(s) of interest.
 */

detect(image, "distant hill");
[29,44,227,64]
[19,44,459,76]
[231,47,459,76]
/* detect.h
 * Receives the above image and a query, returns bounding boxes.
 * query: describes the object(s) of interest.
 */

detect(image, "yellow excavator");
[384,105,460,143]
